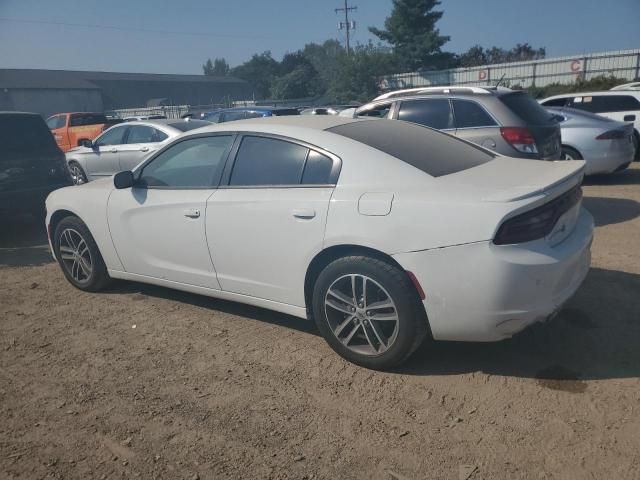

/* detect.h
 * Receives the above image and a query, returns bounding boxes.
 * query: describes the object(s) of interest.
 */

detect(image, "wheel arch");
[561,144,582,159]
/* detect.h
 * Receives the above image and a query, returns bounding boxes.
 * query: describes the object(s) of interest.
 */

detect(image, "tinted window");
[397,99,454,129]
[203,112,221,123]
[245,111,265,119]
[0,115,58,154]
[69,113,107,127]
[229,136,308,186]
[452,99,497,128]
[302,151,334,184]
[271,109,301,116]
[95,126,128,146]
[327,120,494,178]
[46,115,65,130]
[127,125,167,144]
[357,102,392,118]
[541,98,569,107]
[570,95,640,113]
[139,136,233,188]
[222,111,247,122]
[499,92,553,124]
[169,119,212,131]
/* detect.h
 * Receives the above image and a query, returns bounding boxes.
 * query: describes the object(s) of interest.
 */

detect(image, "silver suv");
[355,86,562,160]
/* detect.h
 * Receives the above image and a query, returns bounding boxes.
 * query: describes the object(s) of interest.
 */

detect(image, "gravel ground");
[1,164,639,480]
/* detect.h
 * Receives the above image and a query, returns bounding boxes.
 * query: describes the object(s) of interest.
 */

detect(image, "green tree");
[458,43,546,67]
[369,0,454,71]
[230,51,280,98]
[202,57,230,76]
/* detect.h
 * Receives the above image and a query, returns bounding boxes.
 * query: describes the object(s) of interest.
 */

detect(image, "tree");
[230,51,280,98]
[458,43,546,67]
[202,57,230,76]
[369,0,454,72]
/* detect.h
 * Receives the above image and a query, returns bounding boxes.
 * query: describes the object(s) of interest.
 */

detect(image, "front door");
[206,135,338,307]
[84,125,128,180]
[118,124,168,171]
[107,134,235,288]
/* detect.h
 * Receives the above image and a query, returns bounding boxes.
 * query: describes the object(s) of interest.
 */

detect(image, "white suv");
[540,90,640,159]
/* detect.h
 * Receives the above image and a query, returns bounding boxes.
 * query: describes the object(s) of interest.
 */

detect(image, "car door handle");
[109,147,118,153]
[292,208,316,219]
[183,208,201,219]
[140,146,150,152]
[623,115,636,122]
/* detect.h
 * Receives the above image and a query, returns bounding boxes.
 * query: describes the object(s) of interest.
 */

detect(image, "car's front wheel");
[312,255,428,370]
[53,216,111,291]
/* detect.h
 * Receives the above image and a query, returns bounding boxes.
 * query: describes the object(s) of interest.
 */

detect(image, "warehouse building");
[0,69,254,117]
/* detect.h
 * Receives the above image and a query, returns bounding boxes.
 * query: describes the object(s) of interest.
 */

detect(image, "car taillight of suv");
[500,127,538,155]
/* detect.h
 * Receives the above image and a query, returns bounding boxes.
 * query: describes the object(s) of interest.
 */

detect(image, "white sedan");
[45,116,594,369]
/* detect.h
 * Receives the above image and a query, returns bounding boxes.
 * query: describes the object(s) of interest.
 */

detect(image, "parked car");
[202,106,300,123]
[610,82,640,91]
[0,112,71,218]
[65,119,211,185]
[45,116,593,369]
[46,112,113,152]
[355,86,562,160]
[300,105,361,115]
[540,90,640,159]
[547,107,635,175]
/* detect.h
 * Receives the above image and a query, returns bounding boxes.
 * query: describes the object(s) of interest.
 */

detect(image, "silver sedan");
[548,107,635,175]
[65,119,210,184]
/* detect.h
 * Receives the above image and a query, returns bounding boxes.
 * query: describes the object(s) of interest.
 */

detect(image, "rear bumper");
[581,145,635,175]
[393,208,594,342]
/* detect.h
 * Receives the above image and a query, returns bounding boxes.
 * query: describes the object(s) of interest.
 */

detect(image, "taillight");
[500,127,538,154]
[596,129,627,140]
[494,186,582,245]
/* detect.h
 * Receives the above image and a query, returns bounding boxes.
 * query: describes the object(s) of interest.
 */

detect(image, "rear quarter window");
[500,92,553,125]
[327,119,494,178]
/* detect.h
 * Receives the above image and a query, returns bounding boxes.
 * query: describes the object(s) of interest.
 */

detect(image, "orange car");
[46,112,114,152]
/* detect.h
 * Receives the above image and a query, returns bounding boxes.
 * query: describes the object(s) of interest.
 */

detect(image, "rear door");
[499,92,561,160]
[83,125,128,180]
[118,124,169,171]
[206,134,339,307]
[451,98,500,151]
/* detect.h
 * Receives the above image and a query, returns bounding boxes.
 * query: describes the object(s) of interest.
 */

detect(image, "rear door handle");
[183,208,200,218]
[140,146,150,152]
[292,208,316,219]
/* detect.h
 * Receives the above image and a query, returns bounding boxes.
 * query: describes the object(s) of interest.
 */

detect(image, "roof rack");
[373,85,512,101]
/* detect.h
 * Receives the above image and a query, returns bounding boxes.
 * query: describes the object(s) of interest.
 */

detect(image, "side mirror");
[79,139,93,148]
[113,170,134,189]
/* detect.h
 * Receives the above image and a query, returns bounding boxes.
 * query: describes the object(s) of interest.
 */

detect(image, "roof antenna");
[495,74,506,88]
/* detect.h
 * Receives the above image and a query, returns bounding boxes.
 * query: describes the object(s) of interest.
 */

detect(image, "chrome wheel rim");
[69,164,86,185]
[324,274,399,356]
[59,228,93,282]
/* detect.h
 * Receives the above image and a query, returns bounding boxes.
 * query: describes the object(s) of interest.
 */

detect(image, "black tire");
[312,255,428,370]
[53,216,111,292]
[562,146,582,161]
[68,161,88,185]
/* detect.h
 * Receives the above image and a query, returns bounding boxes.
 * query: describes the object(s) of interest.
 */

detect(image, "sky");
[0,0,638,74]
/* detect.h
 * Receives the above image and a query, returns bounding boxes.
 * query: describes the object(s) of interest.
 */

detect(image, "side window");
[94,126,128,146]
[397,99,454,130]
[127,125,167,144]
[357,102,392,118]
[229,136,309,186]
[222,111,247,122]
[139,135,233,188]
[301,151,334,185]
[452,99,497,128]
[204,112,221,123]
[47,115,65,129]
[541,98,569,107]
[245,111,265,119]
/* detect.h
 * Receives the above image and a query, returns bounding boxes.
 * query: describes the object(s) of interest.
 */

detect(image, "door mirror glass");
[114,170,134,189]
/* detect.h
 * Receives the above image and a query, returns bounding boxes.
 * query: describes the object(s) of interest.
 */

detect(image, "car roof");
[191,115,368,134]
[544,90,640,99]
[373,86,514,101]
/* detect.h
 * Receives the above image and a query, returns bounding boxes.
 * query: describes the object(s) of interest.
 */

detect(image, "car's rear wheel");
[53,216,111,291]
[562,146,582,161]
[68,162,88,185]
[312,255,428,370]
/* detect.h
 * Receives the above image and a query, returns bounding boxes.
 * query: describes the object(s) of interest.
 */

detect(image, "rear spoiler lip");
[481,161,585,203]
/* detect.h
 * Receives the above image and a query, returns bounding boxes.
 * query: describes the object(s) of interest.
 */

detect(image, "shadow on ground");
[582,196,640,227]
[0,214,51,267]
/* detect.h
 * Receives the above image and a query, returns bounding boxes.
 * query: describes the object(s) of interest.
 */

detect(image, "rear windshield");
[0,115,59,155]
[168,120,212,132]
[500,92,554,125]
[69,113,107,127]
[327,119,494,177]
[271,109,301,116]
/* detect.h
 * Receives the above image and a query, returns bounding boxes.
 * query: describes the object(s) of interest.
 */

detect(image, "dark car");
[355,86,562,160]
[202,106,300,123]
[0,112,72,218]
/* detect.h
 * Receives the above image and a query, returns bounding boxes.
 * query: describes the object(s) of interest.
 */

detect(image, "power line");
[335,0,357,55]
[0,17,274,40]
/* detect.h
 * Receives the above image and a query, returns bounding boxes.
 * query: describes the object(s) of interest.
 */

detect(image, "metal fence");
[106,105,191,119]
[381,49,640,91]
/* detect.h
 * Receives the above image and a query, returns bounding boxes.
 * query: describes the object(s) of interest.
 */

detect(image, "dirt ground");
[1,164,639,480]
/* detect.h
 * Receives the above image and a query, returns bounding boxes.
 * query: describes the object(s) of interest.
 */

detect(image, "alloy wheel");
[324,274,399,356]
[58,228,93,282]
[69,164,86,185]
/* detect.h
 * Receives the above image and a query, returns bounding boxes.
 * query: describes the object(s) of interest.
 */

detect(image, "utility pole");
[335,0,357,55]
